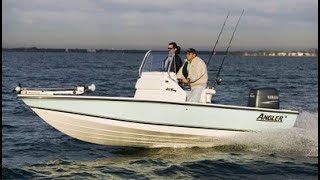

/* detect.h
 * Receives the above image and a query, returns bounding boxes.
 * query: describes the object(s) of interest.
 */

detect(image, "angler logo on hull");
[256,113,284,122]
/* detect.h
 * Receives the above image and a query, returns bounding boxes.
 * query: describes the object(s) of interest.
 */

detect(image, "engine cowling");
[248,88,279,109]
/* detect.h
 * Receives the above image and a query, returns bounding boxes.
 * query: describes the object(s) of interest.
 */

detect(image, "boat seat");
[200,88,216,103]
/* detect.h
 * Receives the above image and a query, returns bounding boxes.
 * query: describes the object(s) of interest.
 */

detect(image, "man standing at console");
[177,48,208,102]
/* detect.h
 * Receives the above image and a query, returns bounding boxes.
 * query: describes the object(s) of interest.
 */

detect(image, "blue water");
[2,52,318,179]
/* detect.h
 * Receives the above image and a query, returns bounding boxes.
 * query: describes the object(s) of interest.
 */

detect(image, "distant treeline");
[2,47,234,55]
[2,47,318,56]
[1,47,245,55]
[2,47,146,53]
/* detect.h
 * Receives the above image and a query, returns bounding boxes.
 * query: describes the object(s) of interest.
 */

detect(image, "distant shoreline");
[2,47,318,57]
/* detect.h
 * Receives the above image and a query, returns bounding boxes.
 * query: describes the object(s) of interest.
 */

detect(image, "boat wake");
[221,111,318,157]
[106,110,317,158]
[141,111,318,157]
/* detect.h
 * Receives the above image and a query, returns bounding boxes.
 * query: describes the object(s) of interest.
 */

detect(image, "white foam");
[226,111,318,157]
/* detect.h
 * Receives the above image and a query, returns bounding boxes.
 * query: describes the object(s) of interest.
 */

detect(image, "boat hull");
[19,95,299,148]
[32,108,243,148]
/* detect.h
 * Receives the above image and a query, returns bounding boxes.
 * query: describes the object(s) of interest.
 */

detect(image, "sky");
[2,0,318,51]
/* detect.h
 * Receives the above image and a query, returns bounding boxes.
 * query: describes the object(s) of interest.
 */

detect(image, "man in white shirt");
[177,48,208,102]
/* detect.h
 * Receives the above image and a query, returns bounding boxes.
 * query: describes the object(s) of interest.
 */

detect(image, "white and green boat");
[17,50,299,148]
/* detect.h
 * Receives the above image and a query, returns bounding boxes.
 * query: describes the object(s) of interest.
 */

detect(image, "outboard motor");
[248,88,279,109]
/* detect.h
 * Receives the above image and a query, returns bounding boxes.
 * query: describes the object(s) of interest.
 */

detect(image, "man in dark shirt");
[164,42,182,73]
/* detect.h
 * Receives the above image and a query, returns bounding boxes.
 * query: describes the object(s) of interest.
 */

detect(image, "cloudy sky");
[2,0,318,51]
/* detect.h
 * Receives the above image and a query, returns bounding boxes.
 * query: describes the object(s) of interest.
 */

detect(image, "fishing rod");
[213,9,244,88]
[206,11,230,67]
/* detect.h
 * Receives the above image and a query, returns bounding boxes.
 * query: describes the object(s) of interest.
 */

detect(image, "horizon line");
[2,47,318,52]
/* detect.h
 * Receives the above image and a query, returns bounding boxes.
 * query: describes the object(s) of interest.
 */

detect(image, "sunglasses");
[167,47,173,50]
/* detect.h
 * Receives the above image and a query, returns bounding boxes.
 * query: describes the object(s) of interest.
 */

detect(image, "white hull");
[15,51,300,148]
[32,108,244,148]
[19,95,299,148]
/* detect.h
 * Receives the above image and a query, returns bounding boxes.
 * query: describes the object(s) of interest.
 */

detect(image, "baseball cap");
[185,48,197,54]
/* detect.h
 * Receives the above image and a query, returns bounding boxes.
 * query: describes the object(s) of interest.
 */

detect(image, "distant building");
[297,52,303,56]
[278,52,287,56]
[269,52,276,56]
[241,50,317,57]
[87,49,96,53]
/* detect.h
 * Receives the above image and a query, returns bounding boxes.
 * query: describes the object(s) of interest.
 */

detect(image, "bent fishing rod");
[212,9,244,88]
[206,11,230,67]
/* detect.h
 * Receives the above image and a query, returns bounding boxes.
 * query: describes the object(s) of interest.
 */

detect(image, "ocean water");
[2,51,318,179]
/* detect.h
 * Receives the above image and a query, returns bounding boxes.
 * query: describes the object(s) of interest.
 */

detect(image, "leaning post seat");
[200,88,216,103]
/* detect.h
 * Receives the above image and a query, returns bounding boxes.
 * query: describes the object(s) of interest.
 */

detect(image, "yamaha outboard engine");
[248,88,279,109]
